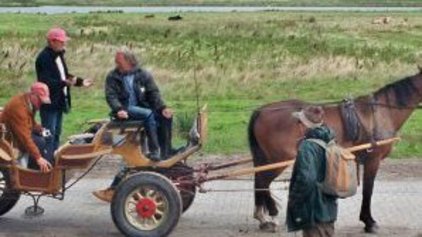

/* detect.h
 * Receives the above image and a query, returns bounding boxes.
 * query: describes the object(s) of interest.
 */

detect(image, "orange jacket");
[0,93,43,160]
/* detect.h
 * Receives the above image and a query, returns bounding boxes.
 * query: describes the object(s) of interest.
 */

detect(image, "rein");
[255,98,422,112]
[356,101,422,110]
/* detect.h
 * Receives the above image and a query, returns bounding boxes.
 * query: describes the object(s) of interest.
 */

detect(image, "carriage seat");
[106,117,148,151]
[107,119,145,129]
[106,115,145,133]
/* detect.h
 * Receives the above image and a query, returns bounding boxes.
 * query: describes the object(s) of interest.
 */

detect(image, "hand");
[162,108,173,119]
[33,124,43,135]
[117,110,129,119]
[36,158,52,173]
[83,78,93,87]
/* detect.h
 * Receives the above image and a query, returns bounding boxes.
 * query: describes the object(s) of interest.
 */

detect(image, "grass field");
[1,0,422,7]
[0,12,421,157]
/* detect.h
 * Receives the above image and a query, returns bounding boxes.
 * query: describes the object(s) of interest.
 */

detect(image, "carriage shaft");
[196,137,400,184]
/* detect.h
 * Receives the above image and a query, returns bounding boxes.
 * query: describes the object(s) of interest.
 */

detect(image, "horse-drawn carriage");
[0,106,400,237]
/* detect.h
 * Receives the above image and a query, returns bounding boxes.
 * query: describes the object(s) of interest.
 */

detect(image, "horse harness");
[340,96,399,146]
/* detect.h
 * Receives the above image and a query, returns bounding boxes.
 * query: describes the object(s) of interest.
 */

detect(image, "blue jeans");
[128,106,173,157]
[40,109,63,157]
[127,106,156,129]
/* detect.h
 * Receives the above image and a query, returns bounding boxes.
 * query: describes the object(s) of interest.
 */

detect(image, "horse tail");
[249,109,278,216]
[248,109,266,166]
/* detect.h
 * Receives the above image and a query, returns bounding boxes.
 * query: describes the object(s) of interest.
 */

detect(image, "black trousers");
[156,113,173,158]
[28,133,54,170]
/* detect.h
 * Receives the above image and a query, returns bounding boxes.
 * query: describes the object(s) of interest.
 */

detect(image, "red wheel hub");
[136,198,157,218]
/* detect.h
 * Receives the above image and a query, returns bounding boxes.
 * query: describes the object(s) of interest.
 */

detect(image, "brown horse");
[248,69,422,233]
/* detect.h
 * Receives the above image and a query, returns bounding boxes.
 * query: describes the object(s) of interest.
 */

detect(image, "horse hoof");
[259,222,277,233]
[364,223,379,233]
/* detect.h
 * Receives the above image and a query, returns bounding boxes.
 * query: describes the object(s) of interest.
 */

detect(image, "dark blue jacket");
[287,125,338,231]
[35,46,83,112]
[105,67,166,114]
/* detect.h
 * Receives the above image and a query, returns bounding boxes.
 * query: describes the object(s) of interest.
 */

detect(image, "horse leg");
[254,170,281,232]
[254,173,271,227]
[359,155,381,233]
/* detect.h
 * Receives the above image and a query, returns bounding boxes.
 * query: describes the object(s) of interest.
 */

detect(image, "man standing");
[35,27,92,157]
[105,49,175,161]
[287,106,338,237]
[0,82,53,172]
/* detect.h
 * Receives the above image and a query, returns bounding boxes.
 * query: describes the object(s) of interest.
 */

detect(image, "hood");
[305,124,335,143]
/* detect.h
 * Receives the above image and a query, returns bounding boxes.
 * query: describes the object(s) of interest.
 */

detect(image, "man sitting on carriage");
[0,82,53,173]
[93,49,181,202]
[104,49,177,161]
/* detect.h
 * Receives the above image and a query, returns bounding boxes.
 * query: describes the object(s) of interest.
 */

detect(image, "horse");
[248,69,422,233]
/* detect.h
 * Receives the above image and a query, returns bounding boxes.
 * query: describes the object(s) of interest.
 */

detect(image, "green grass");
[0,12,421,157]
[1,0,422,7]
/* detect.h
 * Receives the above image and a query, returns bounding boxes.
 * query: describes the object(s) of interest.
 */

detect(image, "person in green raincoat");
[287,106,338,237]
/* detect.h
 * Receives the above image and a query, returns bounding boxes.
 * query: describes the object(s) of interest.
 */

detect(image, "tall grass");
[0,12,421,157]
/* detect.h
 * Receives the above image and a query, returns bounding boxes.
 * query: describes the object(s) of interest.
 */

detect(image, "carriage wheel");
[0,169,20,216]
[111,172,182,237]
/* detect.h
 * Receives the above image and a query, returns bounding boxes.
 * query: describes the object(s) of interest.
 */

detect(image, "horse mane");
[374,75,419,107]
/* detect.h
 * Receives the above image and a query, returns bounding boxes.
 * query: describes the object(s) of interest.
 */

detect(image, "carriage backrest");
[0,127,14,163]
[55,143,112,169]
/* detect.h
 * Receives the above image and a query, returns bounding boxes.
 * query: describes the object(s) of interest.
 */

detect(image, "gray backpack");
[307,139,358,198]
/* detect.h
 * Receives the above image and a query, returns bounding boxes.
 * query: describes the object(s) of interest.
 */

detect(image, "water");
[0,6,421,14]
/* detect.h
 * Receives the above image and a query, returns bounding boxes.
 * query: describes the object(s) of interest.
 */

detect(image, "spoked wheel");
[111,172,182,237]
[0,169,20,216]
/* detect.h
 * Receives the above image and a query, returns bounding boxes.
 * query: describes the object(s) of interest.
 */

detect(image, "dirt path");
[1,173,421,237]
[2,156,417,237]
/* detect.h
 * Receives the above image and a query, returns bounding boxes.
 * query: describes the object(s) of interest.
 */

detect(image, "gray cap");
[292,105,324,128]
